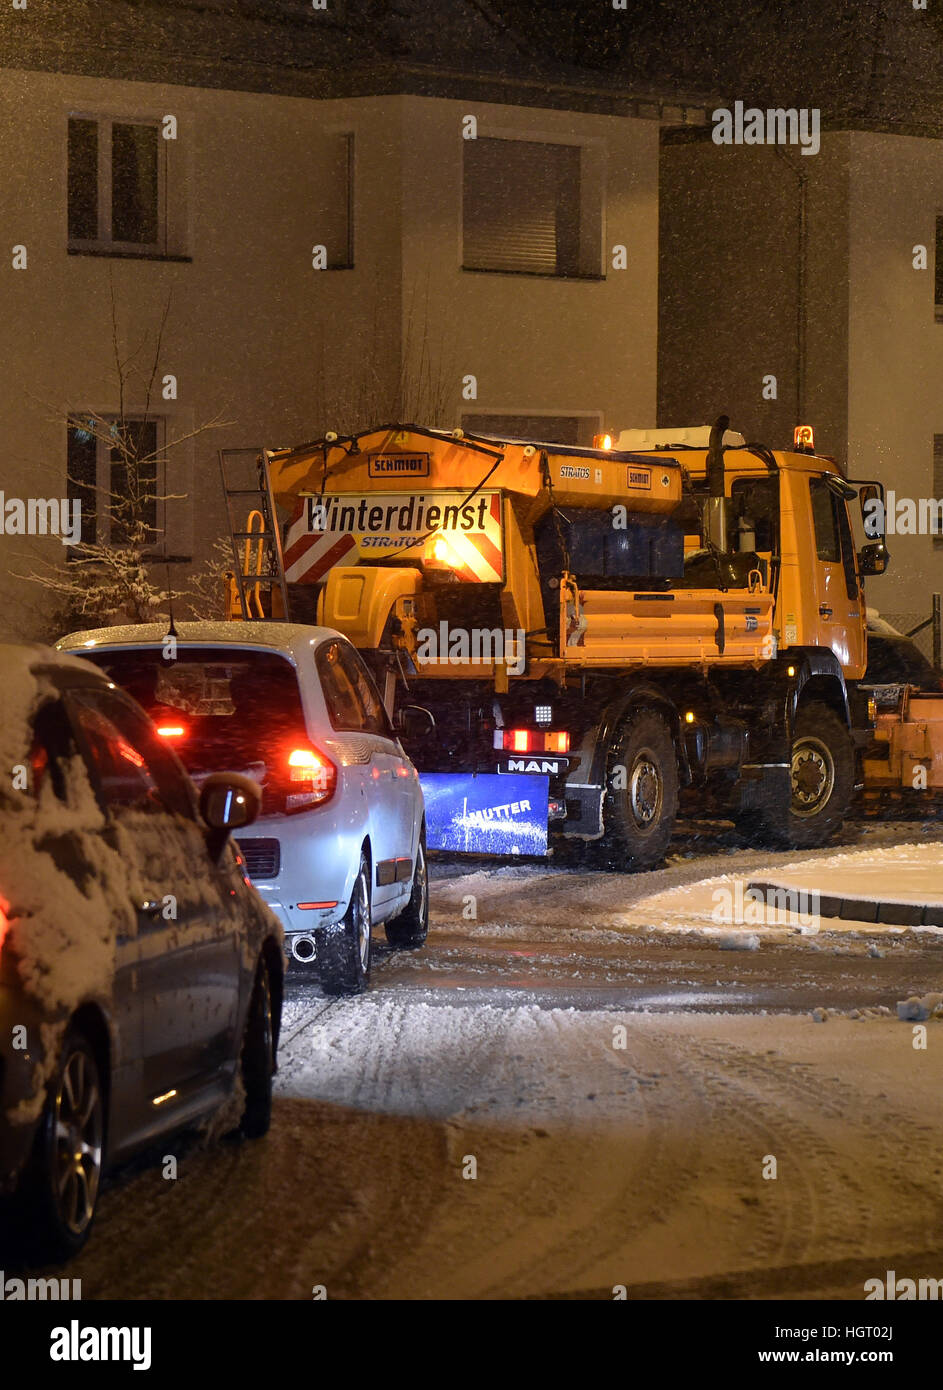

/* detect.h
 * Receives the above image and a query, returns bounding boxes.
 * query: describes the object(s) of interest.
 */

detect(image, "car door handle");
[819,605,833,618]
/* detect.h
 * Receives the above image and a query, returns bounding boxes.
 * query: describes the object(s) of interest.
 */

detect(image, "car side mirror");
[200,772,261,836]
[858,541,889,576]
[394,704,436,739]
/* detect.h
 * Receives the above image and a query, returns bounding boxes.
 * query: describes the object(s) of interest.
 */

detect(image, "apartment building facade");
[0,0,716,641]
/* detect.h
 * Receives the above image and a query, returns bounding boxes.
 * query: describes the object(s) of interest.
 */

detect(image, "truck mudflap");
[418,773,549,855]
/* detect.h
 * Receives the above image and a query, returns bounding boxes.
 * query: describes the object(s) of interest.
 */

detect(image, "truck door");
[808,476,866,675]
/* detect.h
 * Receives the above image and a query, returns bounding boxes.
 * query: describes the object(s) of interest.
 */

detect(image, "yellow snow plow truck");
[219,418,890,867]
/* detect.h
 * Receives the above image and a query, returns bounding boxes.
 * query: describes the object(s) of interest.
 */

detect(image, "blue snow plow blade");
[419,773,548,855]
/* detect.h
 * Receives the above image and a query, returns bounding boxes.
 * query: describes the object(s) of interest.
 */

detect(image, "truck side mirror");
[858,484,885,540]
[394,704,436,739]
[858,541,889,576]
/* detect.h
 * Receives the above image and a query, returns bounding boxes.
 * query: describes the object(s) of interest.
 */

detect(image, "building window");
[461,413,597,446]
[464,137,598,278]
[317,132,354,270]
[934,436,943,548]
[67,417,163,550]
[68,117,165,254]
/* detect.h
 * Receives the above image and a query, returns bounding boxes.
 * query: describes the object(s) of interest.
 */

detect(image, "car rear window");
[80,648,308,800]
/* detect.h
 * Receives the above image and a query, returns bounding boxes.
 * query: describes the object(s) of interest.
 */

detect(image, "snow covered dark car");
[0,644,284,1262]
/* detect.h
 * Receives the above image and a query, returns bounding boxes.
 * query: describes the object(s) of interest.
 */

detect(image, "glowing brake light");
[794,424,815,452]
[157,724,186,739]
[495,729,570,754]
[286,746,337,813]
[0,899,8,954]
[593,433,614,451]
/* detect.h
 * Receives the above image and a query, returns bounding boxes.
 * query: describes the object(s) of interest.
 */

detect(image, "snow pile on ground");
[896,992,943,1021]
[715,931,761,950]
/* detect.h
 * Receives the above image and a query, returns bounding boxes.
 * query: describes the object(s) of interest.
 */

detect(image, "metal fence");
[882,593,942,669]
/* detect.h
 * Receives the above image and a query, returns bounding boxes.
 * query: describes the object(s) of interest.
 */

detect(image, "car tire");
[315,853,371,995]
[21,1029,105,1262]
[385,829,428,950]
[240,958,275,1139]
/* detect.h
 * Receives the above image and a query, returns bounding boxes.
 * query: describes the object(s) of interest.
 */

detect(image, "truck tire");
[603,709,679,870]
[759,701,854,848]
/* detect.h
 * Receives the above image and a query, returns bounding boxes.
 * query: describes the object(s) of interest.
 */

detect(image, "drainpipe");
[774,147,808,427]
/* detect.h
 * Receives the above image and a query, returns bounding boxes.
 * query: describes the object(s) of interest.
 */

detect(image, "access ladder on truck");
[218,447,291,620]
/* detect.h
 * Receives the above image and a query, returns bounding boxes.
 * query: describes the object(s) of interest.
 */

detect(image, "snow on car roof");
[0,642,111,774]
[56,620,341,663]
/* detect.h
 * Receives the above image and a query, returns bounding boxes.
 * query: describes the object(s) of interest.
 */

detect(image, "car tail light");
[157,724,187,739]
[494,729,570,754]
[286,746,337,813]
[0,899,9,954]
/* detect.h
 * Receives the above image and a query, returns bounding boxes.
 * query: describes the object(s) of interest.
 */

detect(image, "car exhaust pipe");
[291,934,317,963]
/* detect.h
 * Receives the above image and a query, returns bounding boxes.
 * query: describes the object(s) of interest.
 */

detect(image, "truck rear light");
[286,746,337,813]
[495,729,570,754]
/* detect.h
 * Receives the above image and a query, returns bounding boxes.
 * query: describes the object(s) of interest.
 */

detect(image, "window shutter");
[463,139,580,276]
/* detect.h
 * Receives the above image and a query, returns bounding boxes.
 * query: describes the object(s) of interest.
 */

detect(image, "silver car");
[58,622,429,994]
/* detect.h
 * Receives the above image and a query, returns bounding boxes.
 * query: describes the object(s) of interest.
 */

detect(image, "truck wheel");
[315,854,371,995]
[761,701,854,848]
[603,710,679,869]
[385,831,428,949]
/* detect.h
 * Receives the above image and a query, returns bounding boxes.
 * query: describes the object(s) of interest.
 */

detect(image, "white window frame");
[69,415,168,551]
[68,114,167,256]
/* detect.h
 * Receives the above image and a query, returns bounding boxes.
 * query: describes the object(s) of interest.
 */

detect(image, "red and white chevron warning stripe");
[283,500,356,584]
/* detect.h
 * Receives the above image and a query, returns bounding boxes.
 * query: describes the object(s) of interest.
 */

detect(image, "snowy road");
[43,820,943,1299]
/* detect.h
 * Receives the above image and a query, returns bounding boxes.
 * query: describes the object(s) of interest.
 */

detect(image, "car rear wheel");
[240,958,274,1139]
[385,830,428,949]
[22,1030,104,1262]
[316,853,371,995]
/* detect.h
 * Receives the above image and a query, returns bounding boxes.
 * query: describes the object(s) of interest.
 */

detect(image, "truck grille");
[236,837,280,880]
